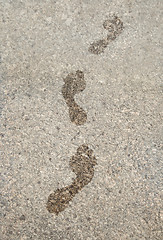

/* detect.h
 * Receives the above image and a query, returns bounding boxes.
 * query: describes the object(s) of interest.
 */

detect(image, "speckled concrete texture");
[0,0,163,239]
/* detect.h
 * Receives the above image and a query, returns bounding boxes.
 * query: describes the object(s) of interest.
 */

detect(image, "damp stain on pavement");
[46,144,97,215]
[89,15,124,55]
[62,70,87,125]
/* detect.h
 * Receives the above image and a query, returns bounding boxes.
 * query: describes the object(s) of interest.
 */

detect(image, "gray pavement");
[0,0,163,239]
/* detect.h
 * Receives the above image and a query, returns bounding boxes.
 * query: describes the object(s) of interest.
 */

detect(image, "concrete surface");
[0,0,163,239]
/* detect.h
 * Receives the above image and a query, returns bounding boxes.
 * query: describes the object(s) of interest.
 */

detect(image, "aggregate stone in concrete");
[0,0,163,239]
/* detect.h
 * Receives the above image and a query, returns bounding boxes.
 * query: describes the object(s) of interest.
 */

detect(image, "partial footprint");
[47,144,97,214]
[62,70,87,125]
[89,15,123,54]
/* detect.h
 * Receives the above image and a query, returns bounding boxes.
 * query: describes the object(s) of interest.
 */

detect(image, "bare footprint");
[89,15,123,54]
[46,144,97,214]
[62,70,87,125]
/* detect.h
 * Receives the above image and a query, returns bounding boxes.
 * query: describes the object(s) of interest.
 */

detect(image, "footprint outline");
[89,15,124,55]
[62,70,87,126]
[46,144,97,215]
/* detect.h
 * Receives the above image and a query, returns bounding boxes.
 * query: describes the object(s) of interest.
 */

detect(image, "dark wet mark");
[19,215,26,221]
[89,16,123,54]
[62,70,87,125]
[46,144,97,214]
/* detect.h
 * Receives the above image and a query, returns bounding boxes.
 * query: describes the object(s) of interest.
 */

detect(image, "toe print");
[46,144,97,214]
[89,15,123,54]
[62,70,87,125]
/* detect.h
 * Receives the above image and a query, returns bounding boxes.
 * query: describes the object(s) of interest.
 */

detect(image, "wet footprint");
[89,15,123,55]
[46,144,97,214]
[62,70,87,125]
